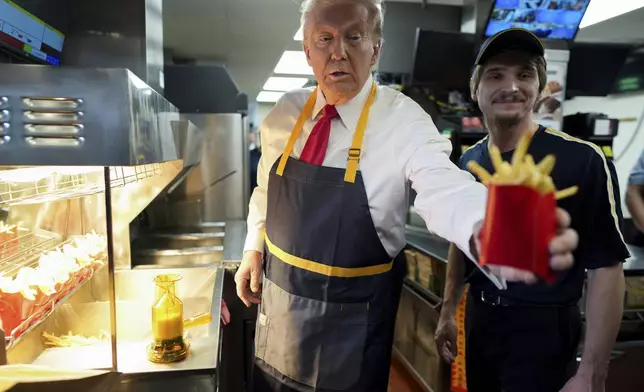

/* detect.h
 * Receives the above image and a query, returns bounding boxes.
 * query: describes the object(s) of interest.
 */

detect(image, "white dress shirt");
[245,76,488,262]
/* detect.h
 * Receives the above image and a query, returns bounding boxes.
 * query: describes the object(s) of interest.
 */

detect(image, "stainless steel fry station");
[0,64,252,391]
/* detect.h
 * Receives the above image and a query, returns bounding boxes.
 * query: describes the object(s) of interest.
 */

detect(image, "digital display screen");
[484,0,590,40]
[612,46,644,94]
[0,0,64,65]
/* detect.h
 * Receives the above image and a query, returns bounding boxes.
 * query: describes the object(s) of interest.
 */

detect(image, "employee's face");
[304,2,380,104]
[474,52,540,126]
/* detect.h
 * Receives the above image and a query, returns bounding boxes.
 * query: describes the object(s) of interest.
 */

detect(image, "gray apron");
[252,84,406,392]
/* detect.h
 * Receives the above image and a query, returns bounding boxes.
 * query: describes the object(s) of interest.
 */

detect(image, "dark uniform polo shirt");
[460,125,631,305]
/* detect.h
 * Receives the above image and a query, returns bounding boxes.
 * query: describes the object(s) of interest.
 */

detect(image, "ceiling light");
[263,77,309,92]
[294,26,303,41]
[580,3,643,28]
[257,91,285,103]
[274,51,313,75]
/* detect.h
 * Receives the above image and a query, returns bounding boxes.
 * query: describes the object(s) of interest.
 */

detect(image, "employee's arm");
[435,243,467,362]
[626,150,644,232]
[567,153,630,388]
[577,264,624,384]
[626,184,644,232]
[442,245,467,316]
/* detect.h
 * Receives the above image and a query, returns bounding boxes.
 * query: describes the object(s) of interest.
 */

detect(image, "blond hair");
[299,0,385,43]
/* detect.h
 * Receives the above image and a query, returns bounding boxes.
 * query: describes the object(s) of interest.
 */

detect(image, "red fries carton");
[467,133,577,284]
[479,184,557,283]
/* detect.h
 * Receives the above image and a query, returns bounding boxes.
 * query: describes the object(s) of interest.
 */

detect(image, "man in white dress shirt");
[235,1,579,391]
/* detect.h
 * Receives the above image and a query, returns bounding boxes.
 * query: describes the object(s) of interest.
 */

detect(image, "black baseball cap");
[475,28,545,66]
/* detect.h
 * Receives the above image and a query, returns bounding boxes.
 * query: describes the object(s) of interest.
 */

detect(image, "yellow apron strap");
[276,87,319,176]
[277,82,377,181]
[344,82,377,183]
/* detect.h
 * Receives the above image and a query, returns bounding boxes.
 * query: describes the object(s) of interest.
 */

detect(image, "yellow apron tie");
[276,83,378,184]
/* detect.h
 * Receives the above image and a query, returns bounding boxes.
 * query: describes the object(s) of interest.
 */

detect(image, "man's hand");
[435,314,458,363]
[474,207,579,283]
[235,250,263,307]
[559,370,605,392]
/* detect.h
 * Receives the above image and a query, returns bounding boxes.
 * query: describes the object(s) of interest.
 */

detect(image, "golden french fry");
[483,141,578,200]
[528,166,541,188]
[489,145,506,174]
[555,186,578,200]
[499,162,513,181]
[513,162,530,184]
[536,155,556,176]
[467,161,493,184]
[538,176,556,194]
[511,133,531,170]
[524,155,536,168]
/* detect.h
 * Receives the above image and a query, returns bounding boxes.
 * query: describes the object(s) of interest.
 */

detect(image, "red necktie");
[299,104,339,165]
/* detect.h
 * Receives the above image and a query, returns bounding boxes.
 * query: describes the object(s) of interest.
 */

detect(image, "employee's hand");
[235,250,263,307]
[474,207,579,283]
[435,314,458,363]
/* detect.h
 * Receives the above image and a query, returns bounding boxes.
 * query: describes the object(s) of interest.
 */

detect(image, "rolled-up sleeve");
[628,149,644,186]
[397,114,488,262]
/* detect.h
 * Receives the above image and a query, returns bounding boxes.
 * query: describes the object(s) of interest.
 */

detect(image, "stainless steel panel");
[171,120,204,168]
[189,113,246,222]
[144,113,248,227]
[0,65,182,166]
[222,220,246,263]
[132,247,224,268]
[134,232,225,249]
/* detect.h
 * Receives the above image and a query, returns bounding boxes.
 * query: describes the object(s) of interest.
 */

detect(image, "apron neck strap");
[344,82,377,183]
[276,82,378,184]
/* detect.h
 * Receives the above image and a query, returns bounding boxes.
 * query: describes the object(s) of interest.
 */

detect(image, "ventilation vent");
[21,97,85,146]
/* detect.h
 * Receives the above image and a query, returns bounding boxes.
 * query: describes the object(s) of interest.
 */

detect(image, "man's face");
[473,52,541,127]
[304,2,380,103]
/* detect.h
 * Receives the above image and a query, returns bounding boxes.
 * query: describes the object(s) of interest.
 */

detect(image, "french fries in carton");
[467,133,577,283]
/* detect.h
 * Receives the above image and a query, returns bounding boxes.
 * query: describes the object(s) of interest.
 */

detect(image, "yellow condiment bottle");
[148,273,189,363]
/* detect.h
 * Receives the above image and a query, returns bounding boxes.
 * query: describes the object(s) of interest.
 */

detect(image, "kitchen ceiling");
[162,0,644,101]
[162,0,464,100]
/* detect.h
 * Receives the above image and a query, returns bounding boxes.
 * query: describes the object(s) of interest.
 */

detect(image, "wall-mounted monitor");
[0,0,64,65]
[484,0,590,40]
[565,42,633,98]
[411,30,478,92]
[612,46,644,94]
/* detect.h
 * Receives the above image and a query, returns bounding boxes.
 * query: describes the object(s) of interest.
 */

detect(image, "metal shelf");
[0,229,62,276]
[6,263,105,350]
[0,163,163,208]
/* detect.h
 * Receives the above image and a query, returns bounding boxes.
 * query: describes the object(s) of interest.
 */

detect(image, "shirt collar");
[311,75,374,132]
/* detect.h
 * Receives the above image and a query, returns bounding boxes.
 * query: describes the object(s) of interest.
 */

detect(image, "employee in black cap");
[435,28,630,392]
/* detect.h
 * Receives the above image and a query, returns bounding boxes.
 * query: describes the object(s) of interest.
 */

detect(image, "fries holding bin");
[467,133,578,283]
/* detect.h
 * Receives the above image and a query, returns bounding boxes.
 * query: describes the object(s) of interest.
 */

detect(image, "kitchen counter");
[9,370,217,392]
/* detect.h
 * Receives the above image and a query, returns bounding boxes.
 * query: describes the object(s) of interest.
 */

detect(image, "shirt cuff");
[243,228,266,255]
[454,209,484,264]
[453,207,508,290]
